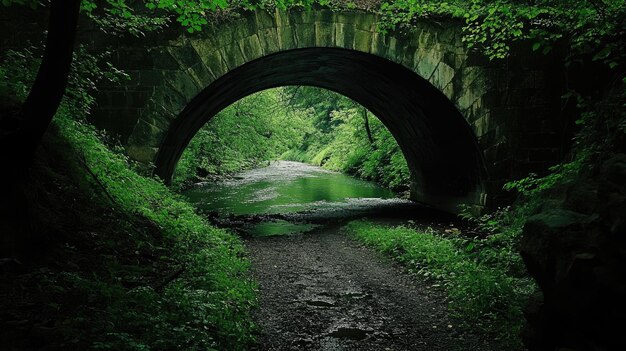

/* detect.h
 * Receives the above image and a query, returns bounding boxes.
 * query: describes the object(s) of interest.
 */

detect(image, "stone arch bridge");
[90,8,565,213]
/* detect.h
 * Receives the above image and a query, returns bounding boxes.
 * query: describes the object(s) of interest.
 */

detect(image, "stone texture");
[315,22,334,47]
[87,8,564,213]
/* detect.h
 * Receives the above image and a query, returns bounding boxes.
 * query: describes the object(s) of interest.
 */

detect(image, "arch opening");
[155,47,487,212]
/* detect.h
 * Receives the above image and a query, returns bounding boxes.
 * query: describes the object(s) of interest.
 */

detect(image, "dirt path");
[245,224,496,351]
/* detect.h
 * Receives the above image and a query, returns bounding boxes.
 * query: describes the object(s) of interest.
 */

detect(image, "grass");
[1,110,257,350]
[343,220,535,347]
[56,112,258,350]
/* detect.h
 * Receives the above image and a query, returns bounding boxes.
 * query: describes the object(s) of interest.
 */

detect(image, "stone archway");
[154,47,487,212]
[90,8,564,212]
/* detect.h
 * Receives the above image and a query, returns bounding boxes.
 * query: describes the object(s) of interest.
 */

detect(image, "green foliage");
[175,86,411,192]
[345,220,535,346]
[0,45,128,117]
[378,0,626,66]
[79,0,326,35]
[175,88,314,185]
[282,87,411,192]
[1,41,256,351]
[310,106,411,191]
[42,112,257,350]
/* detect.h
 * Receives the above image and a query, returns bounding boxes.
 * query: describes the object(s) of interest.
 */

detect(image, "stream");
[183,161,435,235]
[183,161,495,350]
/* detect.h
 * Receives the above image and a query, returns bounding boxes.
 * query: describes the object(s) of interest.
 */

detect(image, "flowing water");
[183,161,416,236]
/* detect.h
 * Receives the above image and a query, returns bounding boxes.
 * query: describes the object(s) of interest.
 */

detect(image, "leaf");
[593,47,611,61]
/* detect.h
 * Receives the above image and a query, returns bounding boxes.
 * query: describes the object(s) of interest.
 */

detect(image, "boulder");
[521,154,626,351]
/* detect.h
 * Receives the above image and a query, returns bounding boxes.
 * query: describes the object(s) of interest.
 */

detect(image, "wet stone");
[305,299,336,307]
[327,326,372,340]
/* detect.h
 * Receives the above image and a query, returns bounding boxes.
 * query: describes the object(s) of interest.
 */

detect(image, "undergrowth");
[344,220,535,348]
[0,109,257,350]
[53,111,257,350]
[1,45,257,350]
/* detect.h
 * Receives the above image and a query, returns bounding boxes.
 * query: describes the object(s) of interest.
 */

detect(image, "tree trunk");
[0,0,80,250]
[361,107,375,146]
[7,0,81,162]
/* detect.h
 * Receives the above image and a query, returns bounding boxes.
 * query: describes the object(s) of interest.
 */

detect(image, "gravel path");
[245,224,497,351]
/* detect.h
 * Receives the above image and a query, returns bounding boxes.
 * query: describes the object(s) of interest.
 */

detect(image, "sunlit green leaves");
[377,0,625,67]
[175,88,315,184]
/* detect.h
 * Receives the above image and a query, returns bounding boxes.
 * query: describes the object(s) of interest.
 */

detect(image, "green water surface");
[183,161,396,216]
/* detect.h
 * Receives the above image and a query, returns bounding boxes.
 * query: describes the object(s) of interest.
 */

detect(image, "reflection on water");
[183,161,397,216]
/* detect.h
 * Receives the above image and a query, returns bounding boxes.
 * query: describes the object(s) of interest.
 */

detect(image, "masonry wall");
[0,7,567,211]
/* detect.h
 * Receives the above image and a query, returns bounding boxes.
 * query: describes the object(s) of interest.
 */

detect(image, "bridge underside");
[154,48,487,212]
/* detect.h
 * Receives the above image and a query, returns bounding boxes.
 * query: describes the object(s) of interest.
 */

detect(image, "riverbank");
[181,161,530,349]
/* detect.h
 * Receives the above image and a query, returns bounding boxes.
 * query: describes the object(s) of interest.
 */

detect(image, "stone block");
[232,17,254,41]
[187,63,213,88]
[354,13,376,32]
[400,47,418,70]
[275,9,291,27]
[258,27,280,54]
[384,37,400,62]
[277,26,297,50]
[440,80,455,101]
[354,29,372,53]
[289,9,314,24]
[255,9,276,29]
[189,38,214,61]
[152,81,188,114]
[221,43,246,70]
[211,24,235,47]
[334,23,355,49]
[442,51,465,70]
[315,22,334,47]
[163,71,201,100]
[150,47,180,69]
[295,23,315,47]
[463,95,487,124]
[413,49,441,80]
[438,25,458,45]
[370,32,389,57]
[335,12,357,24]
[417,29,437,49]
[198,49,227,80]
[239,35,264,62]
[168,44,203,68]
[300,10,316,24]
[140,105,176,130]
[315,9,335,23]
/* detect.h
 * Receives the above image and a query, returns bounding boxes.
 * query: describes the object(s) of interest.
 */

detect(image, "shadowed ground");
[246,225,498,351]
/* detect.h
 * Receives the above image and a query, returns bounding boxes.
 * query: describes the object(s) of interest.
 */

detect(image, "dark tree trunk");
[6,0,81,162]
[0,0,80,250]
[361,107,375,146]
